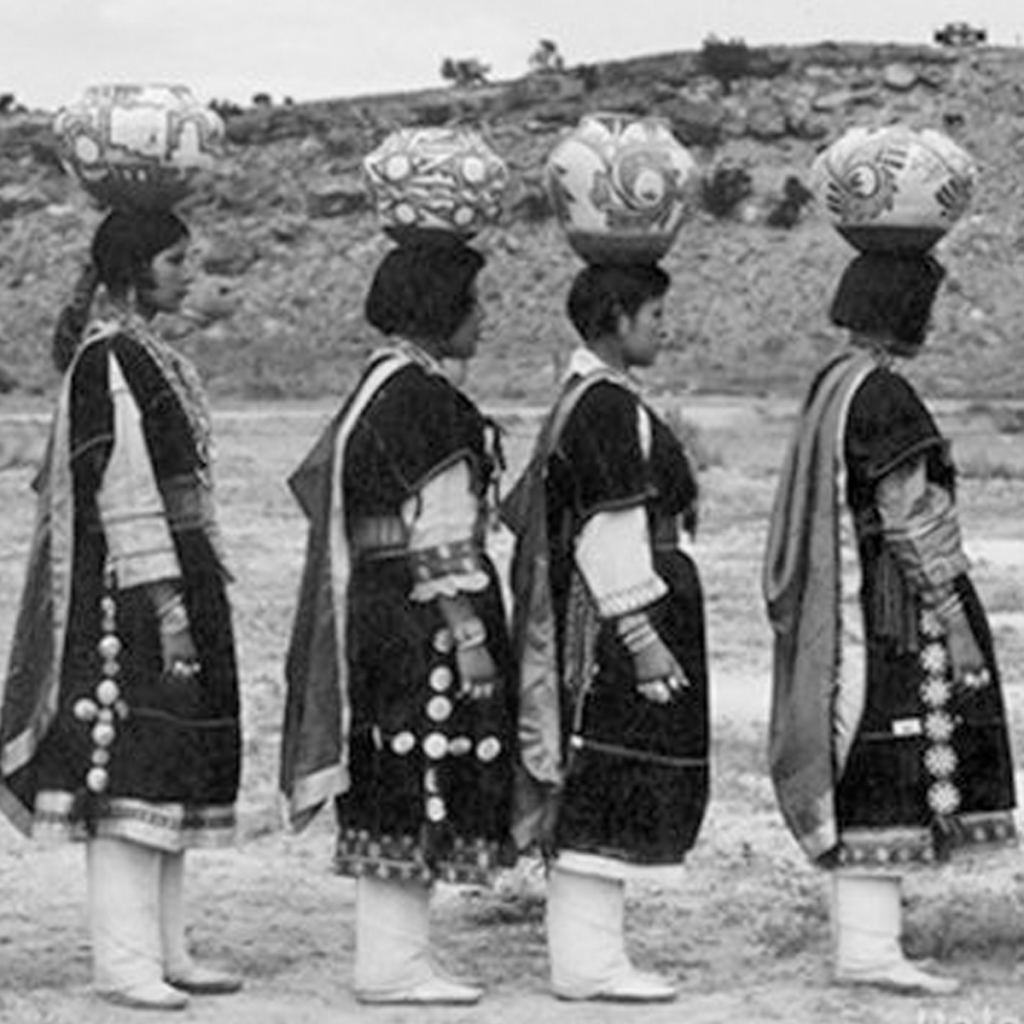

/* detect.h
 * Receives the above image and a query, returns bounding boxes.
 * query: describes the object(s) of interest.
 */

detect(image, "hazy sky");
[4,0,1022,110]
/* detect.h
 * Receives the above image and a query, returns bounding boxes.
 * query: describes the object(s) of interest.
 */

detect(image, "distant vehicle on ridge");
[933,21,988,47]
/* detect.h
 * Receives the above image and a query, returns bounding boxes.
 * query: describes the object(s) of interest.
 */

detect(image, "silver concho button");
[423,733,448,760]
[97,635,122,660]
[426,796,447,822]
[73,698,99,722]
[96,679,121,707]
[427,696,453,722]
[86,767,109,793]
[91,723,116,748]
[390,731,416,756]
[476,736,502,762]
[429,666,453,692]
[432,629,454,655]
[448,736,472,756]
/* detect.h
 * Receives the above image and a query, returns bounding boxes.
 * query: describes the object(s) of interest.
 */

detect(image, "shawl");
[280,350,412,831]
[0,318,204,834]
[762,346,875,863]
[0,362,76,833]
[499,357,619,850]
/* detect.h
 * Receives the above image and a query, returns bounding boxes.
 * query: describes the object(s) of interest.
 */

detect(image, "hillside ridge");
[0,40,1022,403]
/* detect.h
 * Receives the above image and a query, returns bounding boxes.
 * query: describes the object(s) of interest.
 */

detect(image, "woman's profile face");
[620,296,666,368]
[444,289,484,361]
[145,237,192,314]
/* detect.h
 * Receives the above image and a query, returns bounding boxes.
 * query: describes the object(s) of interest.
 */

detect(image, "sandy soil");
[2,396,1024,1024]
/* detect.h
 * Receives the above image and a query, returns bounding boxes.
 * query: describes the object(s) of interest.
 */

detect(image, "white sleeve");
[574,505,667,618]
[95,352,180,589]
[403,458,488,602]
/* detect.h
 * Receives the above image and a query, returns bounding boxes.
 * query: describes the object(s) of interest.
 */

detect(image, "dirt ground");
[2,394,1024,1024]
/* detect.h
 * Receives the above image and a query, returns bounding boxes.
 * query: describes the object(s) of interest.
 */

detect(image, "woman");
[503,263,709,1002]
[0,209,243,1010]
[763,251,1017,995]
[281,232,515,1006]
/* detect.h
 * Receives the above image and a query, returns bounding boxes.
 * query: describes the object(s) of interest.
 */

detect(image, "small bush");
[440,57,491,88]
[765,175,814,229]
[699,35,753,95]
[700,164,753,219]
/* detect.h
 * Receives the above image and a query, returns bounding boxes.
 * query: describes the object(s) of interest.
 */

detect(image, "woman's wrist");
[616,611,659,654]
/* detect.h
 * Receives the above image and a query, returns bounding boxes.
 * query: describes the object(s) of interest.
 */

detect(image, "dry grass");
[1,396,1024,1022]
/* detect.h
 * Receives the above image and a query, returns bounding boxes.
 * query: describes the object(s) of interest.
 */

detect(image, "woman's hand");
[438,596,500,701]
[946,613,990,688]
[455,643,501,702]
[152,583,200,683]
[632,637,689,704]
[617,610,688,704]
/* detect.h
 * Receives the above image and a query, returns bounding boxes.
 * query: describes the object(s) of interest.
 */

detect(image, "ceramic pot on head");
[362,126,508,240]
[545,112,698,265]
[811,124,976,253]
[54,83,224,212]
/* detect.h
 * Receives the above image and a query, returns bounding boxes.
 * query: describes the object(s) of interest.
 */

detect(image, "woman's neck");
[586,335,627,371]
[849,330,918,361]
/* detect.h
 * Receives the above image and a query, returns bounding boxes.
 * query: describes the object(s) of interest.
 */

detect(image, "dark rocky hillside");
[1,40,1023,404]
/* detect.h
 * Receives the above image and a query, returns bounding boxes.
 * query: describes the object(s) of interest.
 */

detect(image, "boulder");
[746,98,788,140]
[883,63,918,91]
[0,183,48,219]
[306,178,369,219]
[201,235,259,276]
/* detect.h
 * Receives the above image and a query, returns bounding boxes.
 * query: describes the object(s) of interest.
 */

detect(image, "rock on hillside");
[1,41,1023,404]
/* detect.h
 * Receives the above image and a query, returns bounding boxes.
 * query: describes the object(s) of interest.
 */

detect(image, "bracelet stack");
[617,612,659,654]
[452,617,487,651]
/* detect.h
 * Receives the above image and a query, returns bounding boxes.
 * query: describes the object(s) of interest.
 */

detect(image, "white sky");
[3,0,1022,110]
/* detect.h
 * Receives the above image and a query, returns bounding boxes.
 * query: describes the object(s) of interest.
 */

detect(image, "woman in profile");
[0,209,243,1009]
[281,231,515,1006]
[503,262,709,1003]
[764,251,1016,996]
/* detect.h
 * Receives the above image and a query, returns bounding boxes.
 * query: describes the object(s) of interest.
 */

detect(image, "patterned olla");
[54,83,224,211]
[545,112,698,265]
[811,125,976,253]
[362,127,508,239]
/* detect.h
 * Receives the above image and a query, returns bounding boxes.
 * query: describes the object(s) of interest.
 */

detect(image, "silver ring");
[170,660,200,680]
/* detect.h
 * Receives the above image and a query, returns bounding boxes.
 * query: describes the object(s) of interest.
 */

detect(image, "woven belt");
[349,515,409,559]
[160,474,218,534]
[651,515,681,551]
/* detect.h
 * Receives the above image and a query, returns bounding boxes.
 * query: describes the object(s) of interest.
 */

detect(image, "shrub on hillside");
[529,39,566,74]
[700,164,753,219]
[699,35,753,95]
[765,176,814,229]
[440,57,491,88]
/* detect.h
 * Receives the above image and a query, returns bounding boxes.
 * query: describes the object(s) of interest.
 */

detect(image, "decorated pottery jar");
[811,125,976,253]
[362,127,508,239]
[54,83,224,212]
[545,112,698,265]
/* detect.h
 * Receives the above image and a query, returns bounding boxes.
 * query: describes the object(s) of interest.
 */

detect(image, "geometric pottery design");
[54,83,224,212]
[545,111,698,265]
[362,127,509,239]
[811,125,976,253]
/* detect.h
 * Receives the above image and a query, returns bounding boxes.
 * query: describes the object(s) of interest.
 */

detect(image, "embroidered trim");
[334,827,502,886]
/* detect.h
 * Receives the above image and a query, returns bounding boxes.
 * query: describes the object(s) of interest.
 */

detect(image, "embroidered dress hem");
[31,790,236,851]
[836,810,1017,870]
[334,826,504,886]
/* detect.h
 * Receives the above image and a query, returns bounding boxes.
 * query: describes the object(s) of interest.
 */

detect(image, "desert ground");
[2,385,1024,1024]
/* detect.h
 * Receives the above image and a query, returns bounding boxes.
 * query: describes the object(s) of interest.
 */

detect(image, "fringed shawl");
[762,347,875,862]
[280,350,411,831]
[499,363,617,850]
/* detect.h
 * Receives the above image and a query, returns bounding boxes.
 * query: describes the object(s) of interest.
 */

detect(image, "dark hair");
[364,233,485,342]
[829,252,946,348]
[566,263,671,342]
[52,209,190,372]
